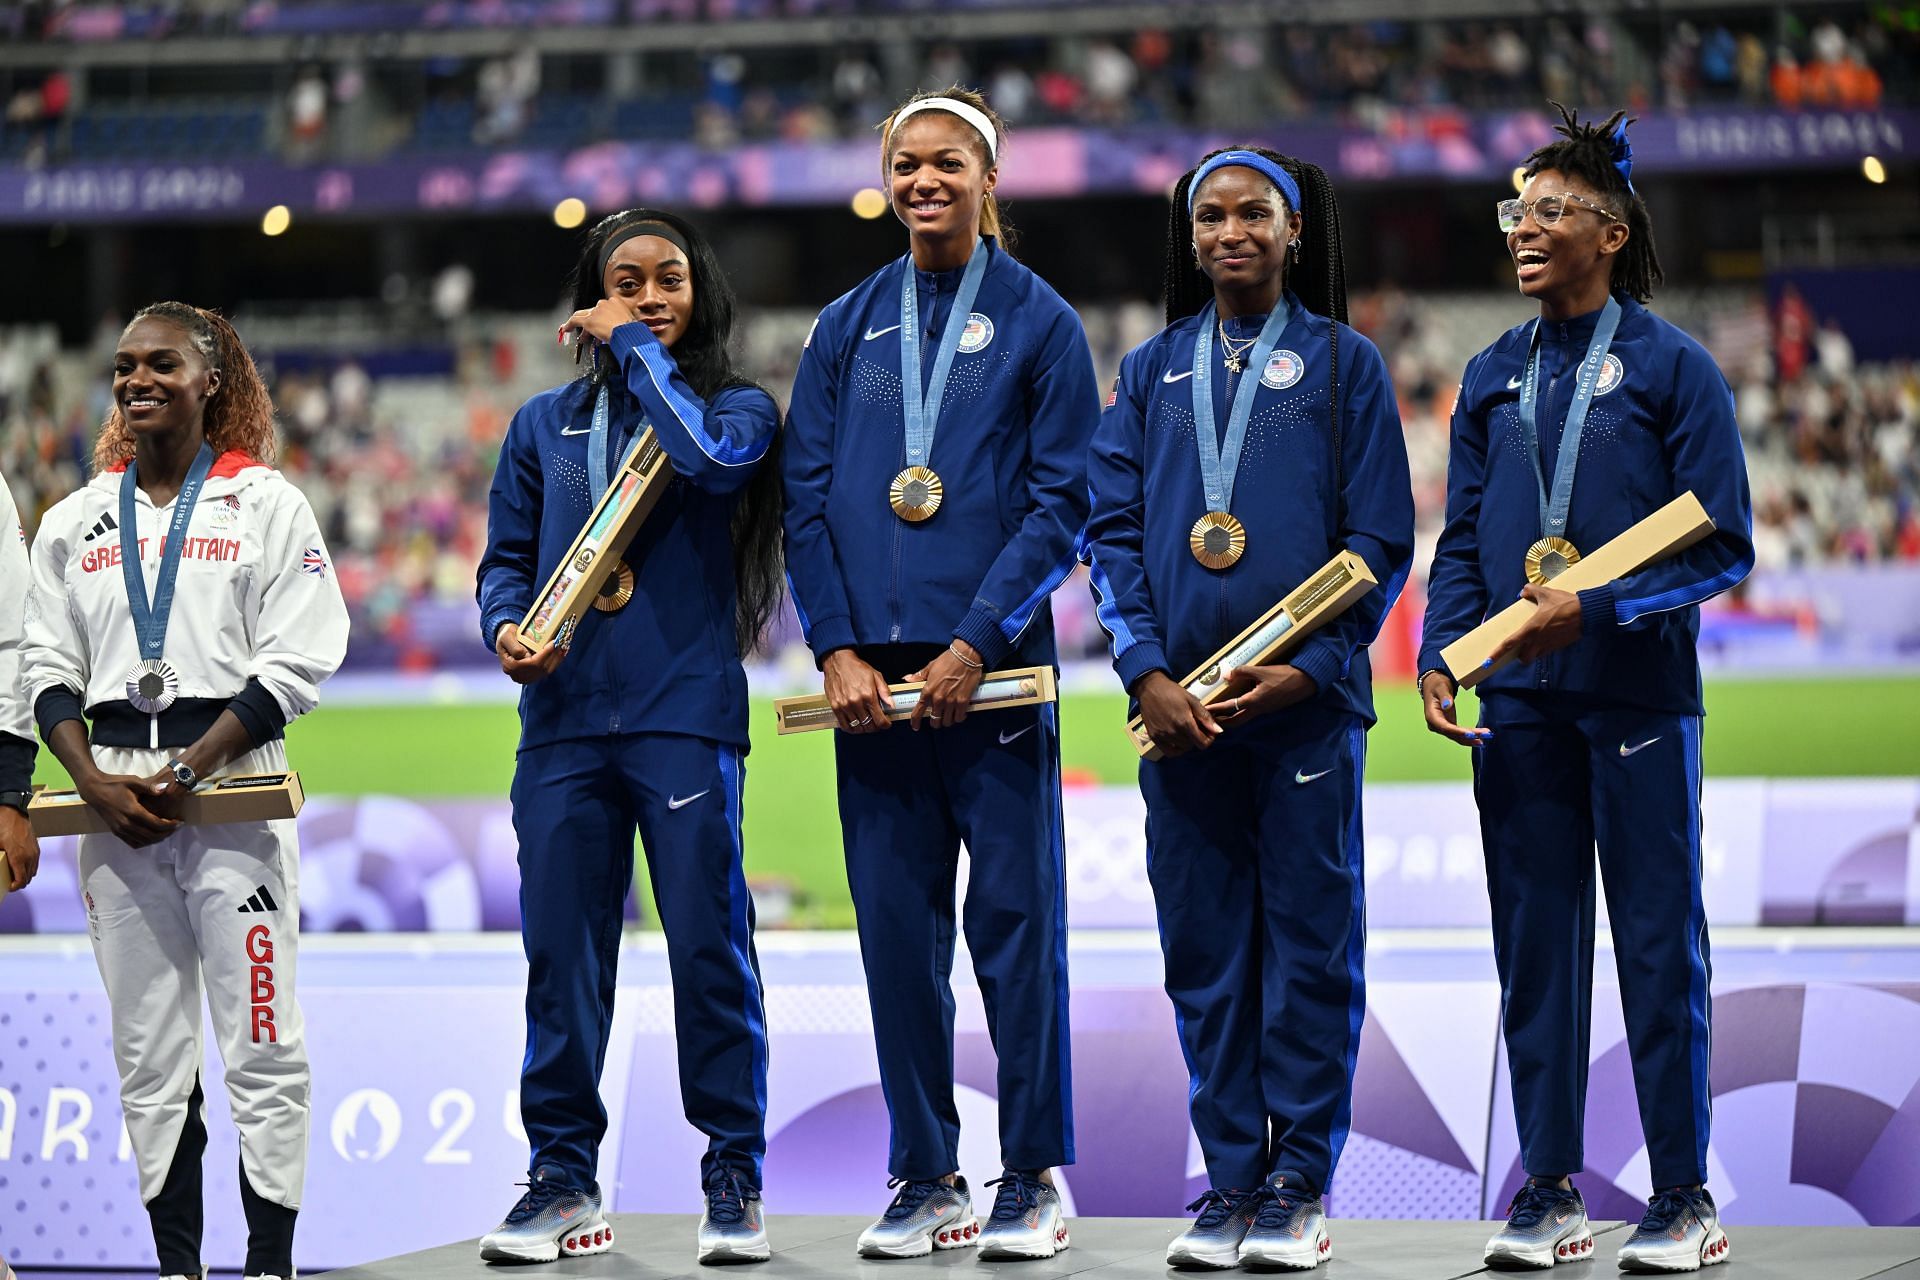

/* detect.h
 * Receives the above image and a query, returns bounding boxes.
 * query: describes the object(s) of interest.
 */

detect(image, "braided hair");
[95,302,277,474]
[564,207,787,658]
[1521,103,1663,303]
[1160,147,1351,486]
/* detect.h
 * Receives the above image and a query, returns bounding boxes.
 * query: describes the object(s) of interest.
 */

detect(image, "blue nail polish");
[1441,698,1453,710]
[1481,658,1493,669]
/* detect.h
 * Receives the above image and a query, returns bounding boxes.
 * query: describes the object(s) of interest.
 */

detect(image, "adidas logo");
[237,885,281,914]
[83,511,119,543]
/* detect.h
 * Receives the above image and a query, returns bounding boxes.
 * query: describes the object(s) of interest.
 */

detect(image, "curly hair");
[877,85,1017,256]
[1521,103,1663,303]
[95,302,277,474]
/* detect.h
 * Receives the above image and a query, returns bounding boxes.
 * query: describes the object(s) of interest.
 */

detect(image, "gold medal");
[1189,511,1248,570]
[1524,536,1581,585]
[889,466,944,522]
[592,560,635,612]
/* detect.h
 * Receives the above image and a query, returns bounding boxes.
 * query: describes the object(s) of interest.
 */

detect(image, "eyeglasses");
[1496,191,1621,234]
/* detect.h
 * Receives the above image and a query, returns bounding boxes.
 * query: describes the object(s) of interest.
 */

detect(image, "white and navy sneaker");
[1238,1177,1332,1270]
[1484,1180,1593,1269]
[478,1165,614,1262]
[976,1170,1070,1260]
[697,1166,769,1264]
[1167,1187,1261,1270]
[855,1176,979,1258]
[1617,1187,1729,1272]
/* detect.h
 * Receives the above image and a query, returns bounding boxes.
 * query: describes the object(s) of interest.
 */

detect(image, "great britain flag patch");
[302,547,329,578]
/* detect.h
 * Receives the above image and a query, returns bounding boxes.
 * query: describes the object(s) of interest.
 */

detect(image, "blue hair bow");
[1610,118,1635,195]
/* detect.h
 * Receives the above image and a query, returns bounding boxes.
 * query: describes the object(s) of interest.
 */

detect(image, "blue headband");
[1187,150,1304,221]
[1610,118,1636,194]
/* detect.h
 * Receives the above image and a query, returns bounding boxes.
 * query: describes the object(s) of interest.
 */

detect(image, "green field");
[38,676,1918,927]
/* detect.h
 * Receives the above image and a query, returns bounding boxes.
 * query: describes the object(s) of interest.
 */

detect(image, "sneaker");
[976,1170,1070,1260]
[478,1166,614,1262]
[1166,1187,1261,1270]
[1616,1187,1729,1273]
[697,1166,770,1265]
[855,1176,978,1259]
[1238,1177,1332,1270]
[1484,1180,1593,1269]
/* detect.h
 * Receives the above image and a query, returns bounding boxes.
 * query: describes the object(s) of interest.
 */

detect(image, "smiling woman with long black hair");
[782,87,1098,1261]
[475,207,783,1267]
[1084,147,1413,1271]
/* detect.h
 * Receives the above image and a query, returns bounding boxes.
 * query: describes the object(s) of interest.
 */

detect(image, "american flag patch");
[1104,378,1119,409]
[301,547,328,577]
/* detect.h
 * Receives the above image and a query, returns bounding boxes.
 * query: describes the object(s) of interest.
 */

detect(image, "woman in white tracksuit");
[21,302,348,1280]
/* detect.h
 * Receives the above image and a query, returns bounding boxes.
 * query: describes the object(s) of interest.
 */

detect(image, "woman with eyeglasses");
[1418,106,1753,1273]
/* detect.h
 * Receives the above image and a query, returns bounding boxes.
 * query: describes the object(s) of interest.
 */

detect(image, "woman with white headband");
[783,86,1098,1261]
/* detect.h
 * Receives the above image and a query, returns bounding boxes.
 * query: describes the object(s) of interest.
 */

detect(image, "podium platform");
[321,1215,1920,1280]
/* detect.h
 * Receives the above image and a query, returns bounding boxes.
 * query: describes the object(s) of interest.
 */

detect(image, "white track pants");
[78,741,308,1209]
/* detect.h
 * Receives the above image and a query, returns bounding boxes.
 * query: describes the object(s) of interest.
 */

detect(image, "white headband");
[888,96,1000,163]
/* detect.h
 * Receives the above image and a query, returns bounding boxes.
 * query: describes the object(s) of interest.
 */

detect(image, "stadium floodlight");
[261,205,292,237]
[850,188,887,220]
[553,197,587,229]
[1862,156,1887,185]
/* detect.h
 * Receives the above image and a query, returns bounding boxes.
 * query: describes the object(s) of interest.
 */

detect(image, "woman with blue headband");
[1421,106,1751,1274]
[783,86,1097,1261]
[1085,146,1413,1270]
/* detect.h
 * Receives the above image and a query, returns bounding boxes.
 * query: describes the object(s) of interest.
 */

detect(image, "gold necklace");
[1216,317,1257,373]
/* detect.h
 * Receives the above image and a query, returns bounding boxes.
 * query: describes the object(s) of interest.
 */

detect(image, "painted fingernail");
[1481,658,1493,669]
[1440,698,1453,710]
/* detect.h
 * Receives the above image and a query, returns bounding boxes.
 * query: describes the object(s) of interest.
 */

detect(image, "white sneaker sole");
[479,1216,614,1263]
[1240,1222,1333,1270]
[1167,1238,1245,1270]
[698,1231,771,1265]
[1486,1225,1594,1270]
[857,1216,979,1258]
[1619,1226,1730,1273]
[978,1221,1071,1260]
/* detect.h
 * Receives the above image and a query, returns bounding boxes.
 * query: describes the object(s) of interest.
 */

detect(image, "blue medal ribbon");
[1518,295,1621,542]
[898,237,989,471]
[120,442,215,664]
[587,382,638,503]
[1191,298,1290,515]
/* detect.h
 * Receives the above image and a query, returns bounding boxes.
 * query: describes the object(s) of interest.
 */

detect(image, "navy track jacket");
[783,239,1100,668]
[1418,296,1755,714]
[1086,296,1416,725]
[477,322,780,750]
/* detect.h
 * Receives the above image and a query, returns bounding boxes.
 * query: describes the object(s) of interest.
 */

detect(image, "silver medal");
[126,658,180,714]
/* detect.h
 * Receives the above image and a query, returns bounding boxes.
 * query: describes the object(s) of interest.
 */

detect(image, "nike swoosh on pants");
[668,789,711,810]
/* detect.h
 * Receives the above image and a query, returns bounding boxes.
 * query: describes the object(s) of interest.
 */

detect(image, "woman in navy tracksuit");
[475,208,782,1266]
[1085,148,1413,1272]
[1419,109,1753,1273]
[782,88,1098,1261]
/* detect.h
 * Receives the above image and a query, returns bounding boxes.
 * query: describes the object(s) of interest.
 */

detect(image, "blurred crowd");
[1,288,1913,671]
[2,7,1911,166]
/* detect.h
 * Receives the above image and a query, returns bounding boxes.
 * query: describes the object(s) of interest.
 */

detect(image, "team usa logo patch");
[1261,349,1305,390]
[1595,354,1626,396]
[957,312,995,354]
[302,547,329,578]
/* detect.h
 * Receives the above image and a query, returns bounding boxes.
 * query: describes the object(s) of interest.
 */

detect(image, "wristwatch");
[166,759,200,792]
[0,789,30,815]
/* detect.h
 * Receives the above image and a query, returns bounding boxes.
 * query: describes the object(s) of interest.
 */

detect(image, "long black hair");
[1161,146,1352,483]
[1521,103,1663,303]
[566,207,786,656]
